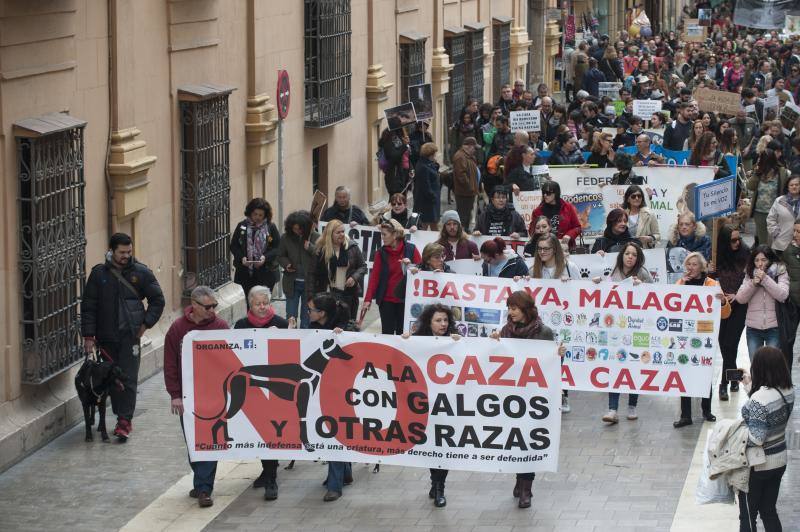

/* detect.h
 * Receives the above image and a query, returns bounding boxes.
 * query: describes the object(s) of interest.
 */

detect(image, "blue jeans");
[746,327,780,361]
[180,418,217,494]
[285,279,309,329]
[608,392,639,410]
[326,462,352,494]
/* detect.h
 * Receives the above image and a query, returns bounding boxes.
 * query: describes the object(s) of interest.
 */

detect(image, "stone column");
[430,0,453,157]
[107,0,157,241]
[365,0,394,202]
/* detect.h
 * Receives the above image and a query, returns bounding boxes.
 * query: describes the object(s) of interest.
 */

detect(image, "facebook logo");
[243,339,255,349]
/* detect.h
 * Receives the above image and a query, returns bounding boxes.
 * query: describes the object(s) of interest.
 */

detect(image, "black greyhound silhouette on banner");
[194,338,352,448]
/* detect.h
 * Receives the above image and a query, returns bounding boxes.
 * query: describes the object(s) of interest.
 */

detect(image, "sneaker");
[626,406,638,420]
[323,490,341,502]
[113,419,131,442]
[602,410,619,423]
[561,394,571,414]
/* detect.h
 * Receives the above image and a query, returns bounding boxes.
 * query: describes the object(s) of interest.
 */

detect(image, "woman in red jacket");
[363,219,422,334]
[530,180,582,248]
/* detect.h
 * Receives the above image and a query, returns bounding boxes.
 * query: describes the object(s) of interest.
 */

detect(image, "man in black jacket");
[319,186,370,226]
[81,233,165,441]
[663,102,693,151]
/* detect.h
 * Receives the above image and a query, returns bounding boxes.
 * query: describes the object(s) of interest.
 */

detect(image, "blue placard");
[694,175,737,220]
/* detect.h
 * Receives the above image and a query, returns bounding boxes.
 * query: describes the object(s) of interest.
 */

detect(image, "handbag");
[570,233,592,255]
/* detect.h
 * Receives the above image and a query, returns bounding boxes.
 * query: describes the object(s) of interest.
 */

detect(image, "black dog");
[195,338,352,449]
[75,350,126,442]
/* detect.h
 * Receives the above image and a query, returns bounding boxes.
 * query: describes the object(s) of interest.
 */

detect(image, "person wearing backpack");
[362,219,422,334]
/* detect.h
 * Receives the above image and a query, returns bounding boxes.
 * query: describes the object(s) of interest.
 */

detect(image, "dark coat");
[505,166,545,192]
[306,241,367,301]
[230,219,281,289]
[233,314,290,330]
[475,205,528,237]
[276,230,320,297]
[481,255,529,278]
[320,204,370,225]
[381,132,411,195]
[81,257,165,342]
[583,67,607,97]
[413,157,441,223]
[599,57,623,82]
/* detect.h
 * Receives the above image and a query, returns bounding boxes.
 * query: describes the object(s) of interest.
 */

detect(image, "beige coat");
[628,207,660,247]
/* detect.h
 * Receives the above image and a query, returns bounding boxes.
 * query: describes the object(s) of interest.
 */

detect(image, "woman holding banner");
[523,216,553,257]
[490,290,560,508]
[531,180,582,249]
[591,209,642,254]
[307,220,367,321]
[404,304,462,508]
[623,185,660,248]
[480,237,529,278]
[234,285,293,499]
[673,252,730,428]
[307,293,357,502]
[594,243,652,423]
[437,211,480,261]
[710,225,749,402]
[363,219,421,335]
[530,234,578,280]
[667,212,712,262]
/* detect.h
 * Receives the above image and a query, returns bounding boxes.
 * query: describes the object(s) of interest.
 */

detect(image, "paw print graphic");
[579,267,591,278]
[603,268,612,277]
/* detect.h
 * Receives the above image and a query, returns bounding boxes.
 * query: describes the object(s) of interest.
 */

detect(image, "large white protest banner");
[182,329,561,472]
[404,272,721,397]
[549,166,715,242]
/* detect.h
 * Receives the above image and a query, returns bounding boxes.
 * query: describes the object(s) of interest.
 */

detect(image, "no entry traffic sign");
[277,70,290,120]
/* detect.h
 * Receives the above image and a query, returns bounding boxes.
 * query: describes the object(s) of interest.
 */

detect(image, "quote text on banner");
[404,272,721,397]
[182,329,561,472]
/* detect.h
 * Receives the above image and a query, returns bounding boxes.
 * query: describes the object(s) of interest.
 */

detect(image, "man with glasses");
[633,134,664,167]
[163,285,229,508]
[82,232,165,442]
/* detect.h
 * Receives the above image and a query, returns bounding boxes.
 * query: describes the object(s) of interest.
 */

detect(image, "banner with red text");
[404,272,722,397]
[182,329,561,471]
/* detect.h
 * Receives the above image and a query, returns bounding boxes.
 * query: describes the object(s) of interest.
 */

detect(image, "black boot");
[432,481,446,507]
[513,478,522,498]
[263,477,278,500]
[518,480,533,509]
[730,381,739,392]
[719,383,729,401]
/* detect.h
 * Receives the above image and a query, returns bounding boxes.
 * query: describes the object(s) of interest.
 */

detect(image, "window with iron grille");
[15,114,87,383]
[493,21,511,99]
[399,39,426,102]
[445,33,466,128]
[465,29,485,102]
[304,0,352,128]
[179,87,233,296]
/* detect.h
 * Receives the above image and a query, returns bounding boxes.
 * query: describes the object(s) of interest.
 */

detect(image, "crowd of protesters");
[91,1,799,528]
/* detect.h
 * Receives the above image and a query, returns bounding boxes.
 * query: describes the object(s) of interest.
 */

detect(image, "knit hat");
[576,90,589,99]
[440,210,461,226]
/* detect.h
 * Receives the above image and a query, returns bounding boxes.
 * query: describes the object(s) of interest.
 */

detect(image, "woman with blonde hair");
[667,211,711,261]
[307,219,367,320]
[587,132,617,168]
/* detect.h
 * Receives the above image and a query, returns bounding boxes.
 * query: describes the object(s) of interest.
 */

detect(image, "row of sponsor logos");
[564,346,713,366]
[541,311,713,333]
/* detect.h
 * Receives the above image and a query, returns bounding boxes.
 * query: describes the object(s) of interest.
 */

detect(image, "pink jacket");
[735,266,790,330]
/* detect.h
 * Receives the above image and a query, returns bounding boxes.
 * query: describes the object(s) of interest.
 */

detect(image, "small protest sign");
[384,102,417,131]
[510,110,541,132]
[408,84,433,120]
[632,99,663,120]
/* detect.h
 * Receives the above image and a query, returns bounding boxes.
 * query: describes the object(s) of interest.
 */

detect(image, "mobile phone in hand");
[725,369,744,382]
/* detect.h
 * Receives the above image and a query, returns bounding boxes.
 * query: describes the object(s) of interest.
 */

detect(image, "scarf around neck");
[246,221,270,267]
[247,307,275,327]
[500,316,544,339]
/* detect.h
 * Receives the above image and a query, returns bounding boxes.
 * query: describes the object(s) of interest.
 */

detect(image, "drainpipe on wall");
[104,0,117,236]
